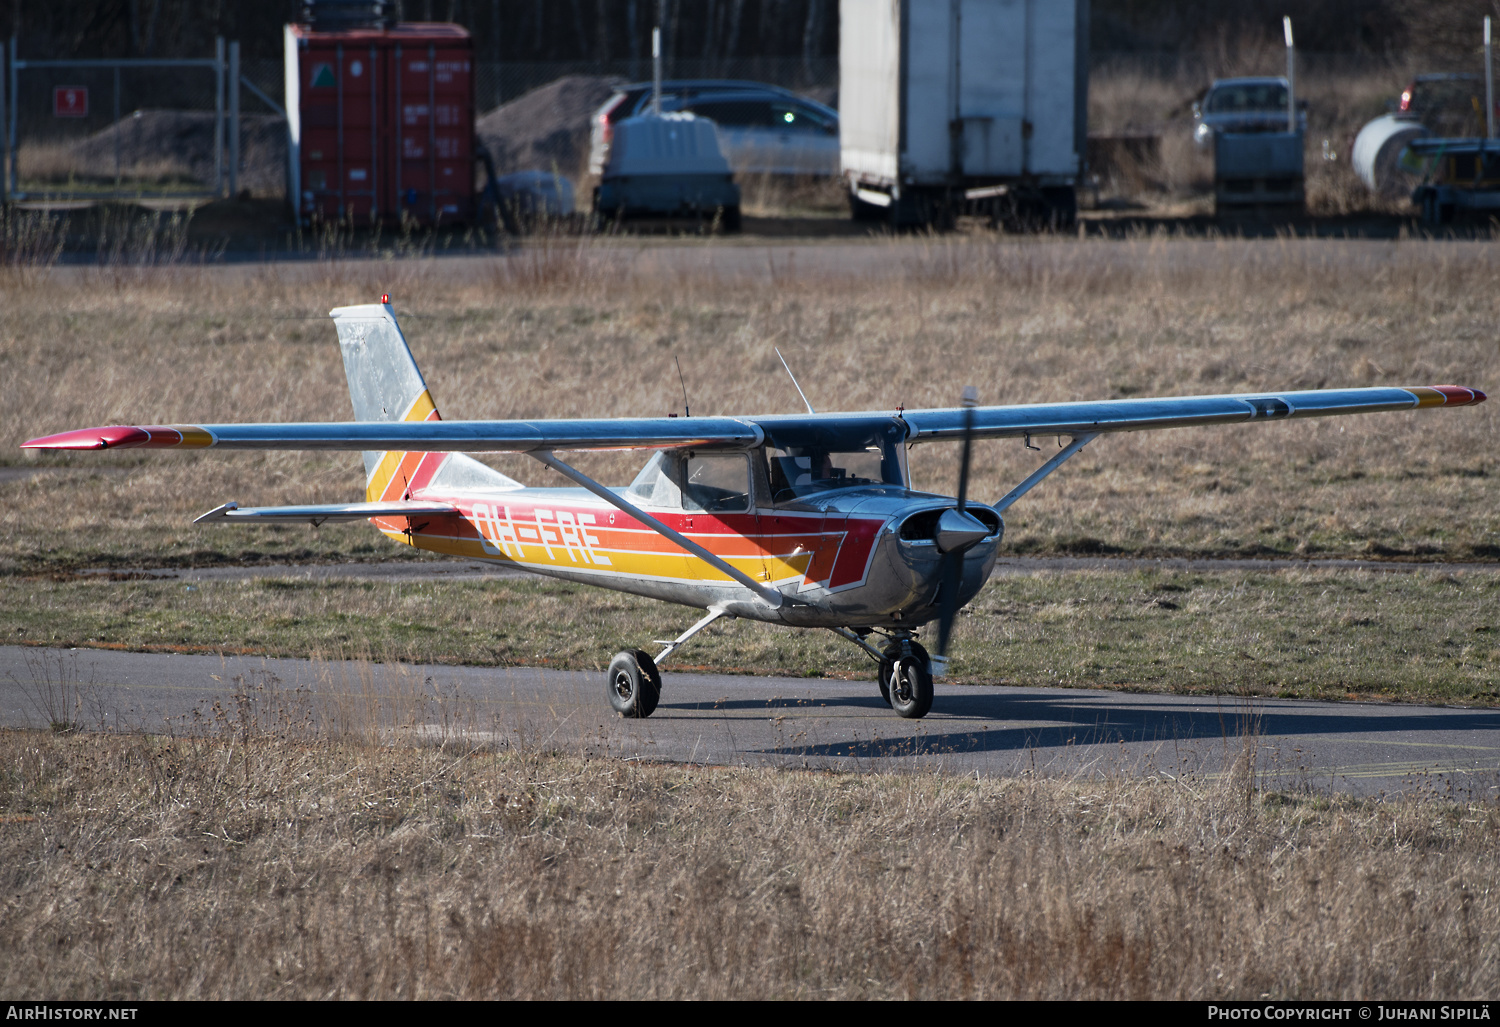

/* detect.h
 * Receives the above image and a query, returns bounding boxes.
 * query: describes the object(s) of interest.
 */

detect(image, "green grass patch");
[6,567,1498,704]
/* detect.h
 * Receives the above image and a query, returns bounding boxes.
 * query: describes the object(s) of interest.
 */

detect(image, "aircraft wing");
[21,418,764,453]
[19,386,1485,454]
[900,385,1485,442]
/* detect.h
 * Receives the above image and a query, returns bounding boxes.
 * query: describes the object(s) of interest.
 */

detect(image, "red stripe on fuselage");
[829,516,884,589]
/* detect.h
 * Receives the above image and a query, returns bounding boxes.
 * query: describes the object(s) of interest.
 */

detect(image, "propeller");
[930,385,987,678]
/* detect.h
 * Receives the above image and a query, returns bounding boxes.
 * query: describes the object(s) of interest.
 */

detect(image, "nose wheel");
[879,640,934,719]
[828,627,938,720]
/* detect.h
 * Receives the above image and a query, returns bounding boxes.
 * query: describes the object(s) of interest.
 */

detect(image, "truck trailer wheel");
[1040,187,1077,229]
[849,191,889,223]
[1001,188,1076,232]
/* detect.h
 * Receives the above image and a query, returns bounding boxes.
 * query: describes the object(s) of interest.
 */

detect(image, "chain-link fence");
[239,55,842,115]
[4,41,230,201]
[3,44,1473,204]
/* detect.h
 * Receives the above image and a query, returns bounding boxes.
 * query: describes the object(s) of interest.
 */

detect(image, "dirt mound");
[475,75,621,185]
[68,110,286,195]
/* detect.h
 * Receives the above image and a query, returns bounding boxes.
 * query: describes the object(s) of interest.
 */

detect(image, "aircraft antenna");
[775,348,816,415]
[674,356,691,417]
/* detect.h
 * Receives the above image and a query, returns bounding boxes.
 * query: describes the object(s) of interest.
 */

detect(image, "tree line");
[0,0,1488,62]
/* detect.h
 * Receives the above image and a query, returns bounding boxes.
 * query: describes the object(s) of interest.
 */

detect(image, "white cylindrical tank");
[1352,114,1429,196]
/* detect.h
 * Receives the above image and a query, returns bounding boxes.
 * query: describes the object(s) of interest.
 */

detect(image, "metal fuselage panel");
[380,482,1000,629]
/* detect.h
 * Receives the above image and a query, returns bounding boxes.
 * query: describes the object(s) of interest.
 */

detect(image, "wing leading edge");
[19,386,1485,454]
[900,386,1485,443]
[21,418,765,453]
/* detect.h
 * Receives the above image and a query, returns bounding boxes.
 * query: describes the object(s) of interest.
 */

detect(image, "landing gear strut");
[605,605,731,719]
[829,627,936,720]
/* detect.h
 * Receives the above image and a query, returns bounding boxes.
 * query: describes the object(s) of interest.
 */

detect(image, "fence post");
[7,37,15,200]
[113,65,122,190]
[0,35,7,202]
[215,36,225,197]
[229,41,240,198]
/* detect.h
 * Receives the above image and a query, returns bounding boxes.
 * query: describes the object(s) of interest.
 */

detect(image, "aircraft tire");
[607,649,661,718]
[877,640,922,707]
[882,641,932,719]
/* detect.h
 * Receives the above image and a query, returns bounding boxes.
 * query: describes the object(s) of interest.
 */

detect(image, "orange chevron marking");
[366,390,441,503]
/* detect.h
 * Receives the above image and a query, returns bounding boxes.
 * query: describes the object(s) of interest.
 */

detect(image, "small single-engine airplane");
[22,300,1487,719]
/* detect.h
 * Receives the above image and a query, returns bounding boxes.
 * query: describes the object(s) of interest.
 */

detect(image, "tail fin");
[331,301,448,503]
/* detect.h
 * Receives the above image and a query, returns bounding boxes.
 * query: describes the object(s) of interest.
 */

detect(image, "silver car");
[590,80,839,176]
[1193,77,1307,149]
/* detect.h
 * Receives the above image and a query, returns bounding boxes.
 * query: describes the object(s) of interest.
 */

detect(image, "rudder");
[331,301,447,503]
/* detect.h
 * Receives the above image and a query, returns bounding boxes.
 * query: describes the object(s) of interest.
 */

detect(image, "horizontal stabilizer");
[194,501,459,526]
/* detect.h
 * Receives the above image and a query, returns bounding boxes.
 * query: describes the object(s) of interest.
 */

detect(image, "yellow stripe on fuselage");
[379,527,801,585]
[366,389,438,503]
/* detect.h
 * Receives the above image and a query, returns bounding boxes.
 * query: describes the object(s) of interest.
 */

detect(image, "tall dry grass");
[2,717,1497,999]
[3,236,1495,571]
[15,140,199,188]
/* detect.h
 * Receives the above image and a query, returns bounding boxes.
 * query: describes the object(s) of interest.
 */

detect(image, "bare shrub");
[0,206,65,273]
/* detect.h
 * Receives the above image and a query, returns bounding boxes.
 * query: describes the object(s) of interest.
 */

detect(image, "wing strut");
[529,451,785,610]
[992,433,1100,514]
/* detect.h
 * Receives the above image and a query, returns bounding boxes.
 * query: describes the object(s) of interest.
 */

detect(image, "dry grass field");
[2,207,1499,1003]
[0,233,1494,704]
[3,722,1498,1000]
[4,235,1496,571]
[1,234,1497,703]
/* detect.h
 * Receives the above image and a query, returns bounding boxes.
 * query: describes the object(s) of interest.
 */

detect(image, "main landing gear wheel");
[607,649,661,718]
[879,641,933,719]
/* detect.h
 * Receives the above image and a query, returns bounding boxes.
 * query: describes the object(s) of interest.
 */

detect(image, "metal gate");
[3,39,233,202]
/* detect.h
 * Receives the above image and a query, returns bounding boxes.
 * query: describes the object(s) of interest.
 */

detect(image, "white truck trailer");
[839,0,1089,229]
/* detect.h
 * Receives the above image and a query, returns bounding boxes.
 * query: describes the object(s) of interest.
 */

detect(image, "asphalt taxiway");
[3,644,1497,798]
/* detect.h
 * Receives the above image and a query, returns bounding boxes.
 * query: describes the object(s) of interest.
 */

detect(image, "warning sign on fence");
[53,86,88,117]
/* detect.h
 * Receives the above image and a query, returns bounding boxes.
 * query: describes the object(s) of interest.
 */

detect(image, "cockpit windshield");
[624,418,909,509]
[766,445,890,500]
[759,417,908,503]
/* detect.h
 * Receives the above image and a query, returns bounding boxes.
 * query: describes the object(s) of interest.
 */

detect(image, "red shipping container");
[284,22,473,227]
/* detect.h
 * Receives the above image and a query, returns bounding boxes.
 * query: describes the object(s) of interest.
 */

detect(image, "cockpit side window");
[683,453,751,512]
[626,451,751,512]
[625,451,683,508]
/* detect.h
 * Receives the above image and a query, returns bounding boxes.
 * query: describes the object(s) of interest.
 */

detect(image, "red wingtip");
[20,426,153,451]
[1434,385,1487,405]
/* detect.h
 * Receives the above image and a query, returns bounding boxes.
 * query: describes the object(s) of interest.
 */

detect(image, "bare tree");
[802,0,822,79]
[726,0,745,57]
